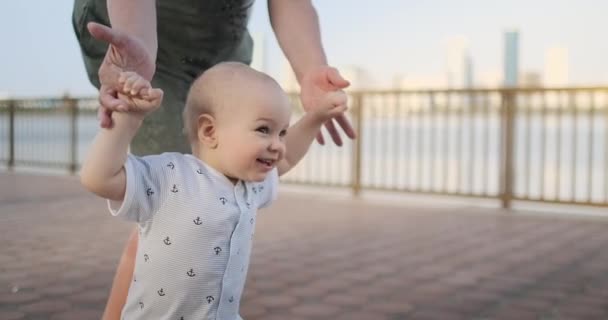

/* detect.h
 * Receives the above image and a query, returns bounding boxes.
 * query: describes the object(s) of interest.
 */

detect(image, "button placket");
[218,181,249,317]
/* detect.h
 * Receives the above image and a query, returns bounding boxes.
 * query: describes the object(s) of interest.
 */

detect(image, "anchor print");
[196,169,203,174]
[214,247,222,255]
[206,296,215,304]
[187,268,196,277]
[246,202,251,209]
[164,237,172,245]
[139,302,144,309]
[146,187,154,196]
[167,162,175,170]
[252,186,257,194]
[193,217,202,225]
[258,185,264,192]
[219,197,227,205]
[250,218,254,225]
[171,184,179,193]
[144,254,149,262]
[228,296,234,303]
[157,288,165,296]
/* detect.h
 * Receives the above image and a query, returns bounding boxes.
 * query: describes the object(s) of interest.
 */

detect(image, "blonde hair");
[182,62,280,146]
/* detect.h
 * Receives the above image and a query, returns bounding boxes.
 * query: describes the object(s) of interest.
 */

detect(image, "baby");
[80,62,347,319]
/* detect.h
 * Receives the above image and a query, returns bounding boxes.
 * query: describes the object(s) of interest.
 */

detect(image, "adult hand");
[87,22,156,128]
[299,66,356,146]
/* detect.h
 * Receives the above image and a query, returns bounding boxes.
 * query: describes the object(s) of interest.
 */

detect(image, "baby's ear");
[197,114,218,149]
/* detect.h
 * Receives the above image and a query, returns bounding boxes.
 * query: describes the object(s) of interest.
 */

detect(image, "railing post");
[66,96,79,174]
[352,93,363,196]
[8,99,15,170]
[500,90,515,209]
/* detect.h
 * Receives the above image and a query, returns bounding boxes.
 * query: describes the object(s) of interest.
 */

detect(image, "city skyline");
[1,1,607,97]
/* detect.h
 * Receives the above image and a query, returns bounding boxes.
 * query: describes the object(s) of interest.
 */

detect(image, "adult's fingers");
[99,87,125,111]
[324,119,343,146]
[334,113,356,139]
[98,106,113,128]
[315,132,325,145]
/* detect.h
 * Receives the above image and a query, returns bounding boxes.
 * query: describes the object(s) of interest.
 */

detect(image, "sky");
[1,0,608,97]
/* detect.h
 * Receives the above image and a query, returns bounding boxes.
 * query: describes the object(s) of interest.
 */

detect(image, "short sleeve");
[257,168,279,209]
[107,153,170,223]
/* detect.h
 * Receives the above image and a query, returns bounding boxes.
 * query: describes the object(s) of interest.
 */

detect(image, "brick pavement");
[1,172,608,319]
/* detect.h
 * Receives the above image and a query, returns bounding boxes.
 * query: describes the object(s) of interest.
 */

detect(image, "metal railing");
[2,88,608,208]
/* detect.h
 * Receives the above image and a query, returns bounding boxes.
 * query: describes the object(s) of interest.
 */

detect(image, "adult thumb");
[87,22,125,48]
[327,67,350,89]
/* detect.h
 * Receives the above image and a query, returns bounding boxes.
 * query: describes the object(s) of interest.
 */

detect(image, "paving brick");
[290,303,341,317]
[488,307,542,320]
[239,301,268,318]
[255,294,298,309]
[366,301,414,314]
[0,311,26,320]
[287,285,330,299]
[18,300,71,314]
[50,308,103,320]
[408,309,467,320]
[37,284,82,297]
[323,293,368,307]
[334,311,391,320]
[0,292,41,304]
[65,290,108,304]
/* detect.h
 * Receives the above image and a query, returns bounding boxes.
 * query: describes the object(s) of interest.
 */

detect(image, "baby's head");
[183,62,292,183]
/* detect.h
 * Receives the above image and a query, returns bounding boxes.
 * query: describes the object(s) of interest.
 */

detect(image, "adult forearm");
[268,0,327,83]
[107,0,158,60]
[80,113,141,200]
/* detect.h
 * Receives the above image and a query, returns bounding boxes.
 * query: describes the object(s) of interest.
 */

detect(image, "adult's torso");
[75,0,255,72]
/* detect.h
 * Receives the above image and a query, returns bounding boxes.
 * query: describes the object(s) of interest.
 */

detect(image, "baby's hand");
[311,90,348,123]
[116,71,164,116]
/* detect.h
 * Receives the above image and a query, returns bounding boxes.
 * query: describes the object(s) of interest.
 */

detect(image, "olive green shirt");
[73,0,254,155]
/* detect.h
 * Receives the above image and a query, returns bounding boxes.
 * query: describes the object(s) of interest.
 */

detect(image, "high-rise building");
[544,47,569,87]
[446,36,474,88]
[503,30,519,87]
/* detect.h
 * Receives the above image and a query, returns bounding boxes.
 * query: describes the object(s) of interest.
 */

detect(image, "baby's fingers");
[119,71,146,95]
[131,77,152,96]
[326,91,348,109]
[328,104,348,117]
[138,88,164,109]
[146,88,164,103]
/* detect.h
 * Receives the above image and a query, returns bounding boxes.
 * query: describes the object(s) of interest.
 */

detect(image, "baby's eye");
[256,126,270,134]
[279,129,287,137]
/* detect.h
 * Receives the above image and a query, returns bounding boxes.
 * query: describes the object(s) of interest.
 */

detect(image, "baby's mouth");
[256,158,276,167]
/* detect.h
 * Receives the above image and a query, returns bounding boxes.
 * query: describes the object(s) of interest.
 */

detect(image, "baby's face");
[214,84,292,182]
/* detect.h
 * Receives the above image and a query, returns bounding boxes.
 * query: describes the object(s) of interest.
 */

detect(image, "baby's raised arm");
[80,72,163,201]
[277,90,347,175]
